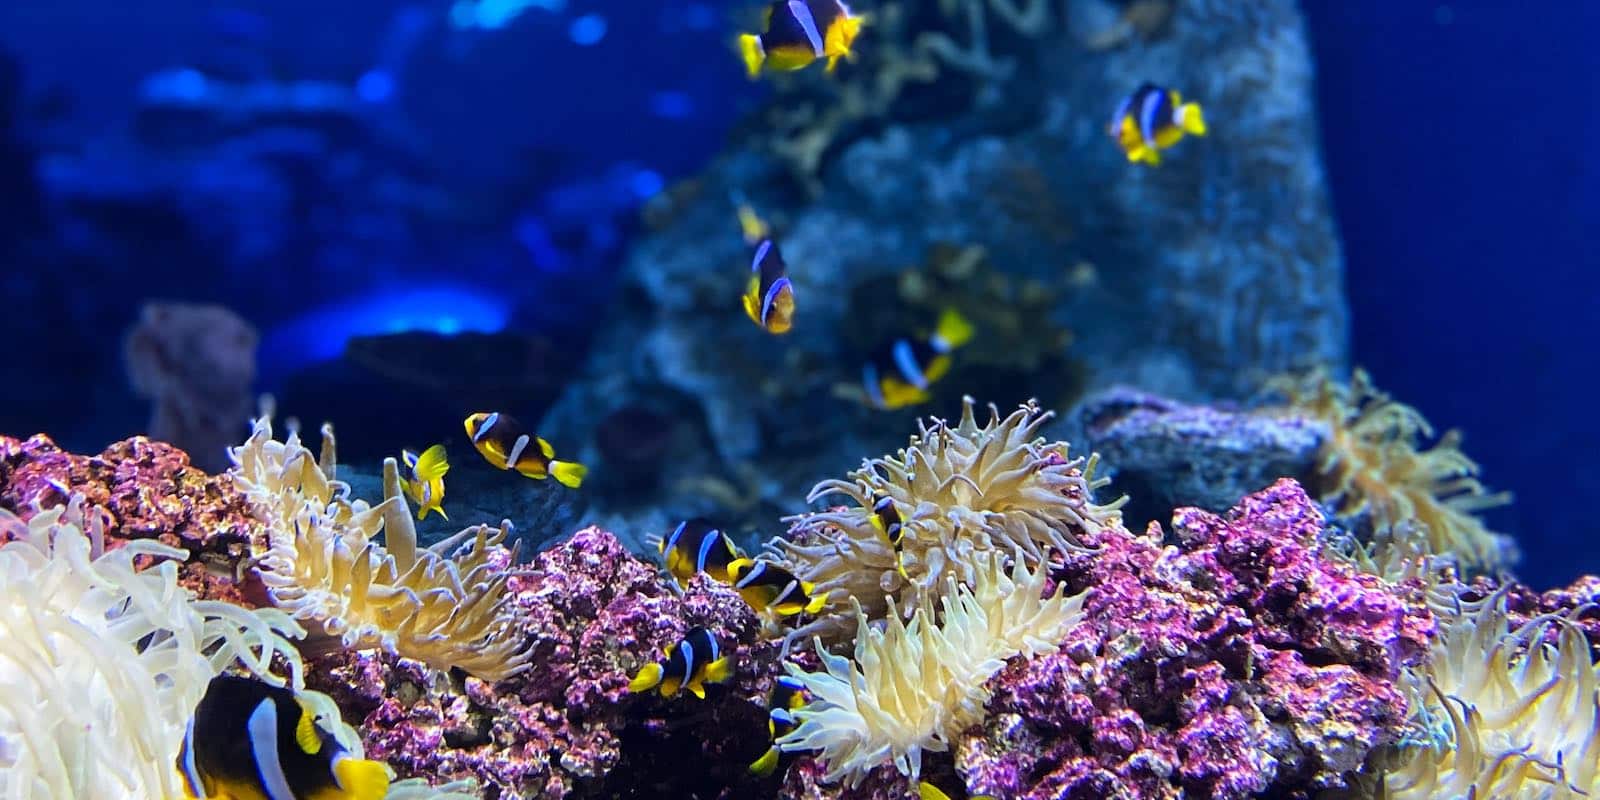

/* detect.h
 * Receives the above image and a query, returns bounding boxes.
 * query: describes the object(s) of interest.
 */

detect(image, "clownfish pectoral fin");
[704,655,733,685]
[1179,101,1207,135]
[750,746,781,777]
[333,757,392,800]
[414,444,449,481]
[550,460,587,489]
[294,701,322,755]
[739,34,766,78]
[630,663,664,693]
[689,680,707,700]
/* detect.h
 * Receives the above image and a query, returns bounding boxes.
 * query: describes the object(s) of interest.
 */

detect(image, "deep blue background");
[1305,3,1600,589]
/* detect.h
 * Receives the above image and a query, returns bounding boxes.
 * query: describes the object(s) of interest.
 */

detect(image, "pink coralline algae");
[306,527,785,799]
[0,433,268,605]
[960,479,1433,800]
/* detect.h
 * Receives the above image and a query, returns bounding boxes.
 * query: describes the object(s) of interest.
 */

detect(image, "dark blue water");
[1306,3,1600,589]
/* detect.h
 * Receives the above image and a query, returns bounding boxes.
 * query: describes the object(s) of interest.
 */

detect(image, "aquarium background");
[0,0,1592,591]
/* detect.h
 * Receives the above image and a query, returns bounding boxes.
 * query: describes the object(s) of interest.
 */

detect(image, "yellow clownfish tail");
[934,308,975,350]
[550,460,587,489]
[1179,100,1207,136]
[750,746,781,777]
[333,757,392,800]
[738,34,766,78]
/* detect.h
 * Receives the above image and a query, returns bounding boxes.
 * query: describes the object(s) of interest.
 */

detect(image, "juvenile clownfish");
[177,674,391,800]
[659,518,746,586]
[727,558,828,617]
[861,309,975,410]
[463,412,587,489]
[628,626,733,699]
[749,675,808,777]
[399,444,449,521]
[918,782,997,800]
[742,237,796,335]
[868,493,909,579]
[1108,82,1206,166]
[738,0,866,78]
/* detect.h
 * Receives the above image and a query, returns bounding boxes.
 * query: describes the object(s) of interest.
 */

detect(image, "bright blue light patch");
[629,169,665,199]
[649,91,694,119]
[569,13,607,45]
[356,70,395,103]
[171,69,208,102]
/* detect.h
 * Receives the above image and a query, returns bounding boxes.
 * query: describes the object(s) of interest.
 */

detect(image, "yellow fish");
[658,518,745,586]
[728,558,827,617]
[1108,82,1207,166]
[738,0,865,78]
[463,412,587,489]
[749,675,807,777]
[399,444,449,520]
[177,674,390,800]
[742,237,796,335]
[628,626,733,699]
[868,493,909,579]
[860,309,975,410]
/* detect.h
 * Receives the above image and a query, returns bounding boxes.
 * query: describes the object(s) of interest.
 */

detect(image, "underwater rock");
[960,479,1431,799]
[545,0,1347,541]
[1072,387,1327,529]
[0,433,267,605]
[305,527,784,800]
[123,301,258,473]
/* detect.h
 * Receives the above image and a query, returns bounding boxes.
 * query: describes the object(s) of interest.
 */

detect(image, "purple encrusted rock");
[959,479,1432,800]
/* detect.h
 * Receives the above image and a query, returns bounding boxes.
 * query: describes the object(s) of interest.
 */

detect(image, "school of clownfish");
[170,4,1208,798]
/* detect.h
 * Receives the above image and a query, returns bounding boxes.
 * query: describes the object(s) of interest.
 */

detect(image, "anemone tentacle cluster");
[230,413,532,681]
[779,397,1123,639]
[777,550,1086,787]
[1268,369,1513,573]
[1386,588,1600,799]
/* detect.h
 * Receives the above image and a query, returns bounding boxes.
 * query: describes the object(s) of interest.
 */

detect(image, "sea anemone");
[779,397,1122,639]
[0,495,301,799]
[230,413,532,681]
[776,550,1086,787]
[1268,369,1513,572]
[1384,588,1600,799]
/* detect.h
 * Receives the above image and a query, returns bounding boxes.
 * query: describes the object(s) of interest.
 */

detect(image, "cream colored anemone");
[1385,589,1600,799]
[778,397,1121,641]
[776,550,1085,786]
[0,496,302,799]
[231,413,531,681]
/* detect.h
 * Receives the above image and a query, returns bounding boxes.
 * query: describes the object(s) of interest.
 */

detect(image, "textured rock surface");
[957,480,1431,800]
[1071,387,1327,528]
[545,0,1348,543]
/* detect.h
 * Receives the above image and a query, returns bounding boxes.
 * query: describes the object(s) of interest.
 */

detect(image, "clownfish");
[743,237,796,335]
[918,783,996,800]
[727,558,828,617]
[868,493,909,579]
[659,518,746,586]
[860,309,975,410]
[177,674,391,800]
[1108,82,1207,166]
[749,675,808,777]
[628,626,733,699]
[399,444,449,521]
[738,0,866,78]
[463,412,587,489]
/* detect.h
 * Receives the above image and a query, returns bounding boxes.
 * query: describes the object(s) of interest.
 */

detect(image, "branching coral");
[776,550,1085,787]
[230,413,531,681]
[1268,369,1513,573]
[779,397,1122,640]
[0,496,301,799]
[1385,588,1600,799]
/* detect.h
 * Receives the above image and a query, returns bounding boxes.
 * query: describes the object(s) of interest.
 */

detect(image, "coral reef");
[780,398,1124,640]
[1385,588,1600,799]
[545,0,1347,537]
[0,496,302,798]
[1073,387,1326,527]
[778,550,1086,787]
[0,432,266,604]
[1267,369,1514,573]
[231,413,531,681]
[959,480,1432,799]
[306,527,784,799]
[123,301,258,473]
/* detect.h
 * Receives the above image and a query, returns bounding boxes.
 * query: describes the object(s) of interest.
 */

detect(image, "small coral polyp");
[230,412,531,681]
[1387,589,1600,799]
[781,396,1124,638]
[777,550,1086,788]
